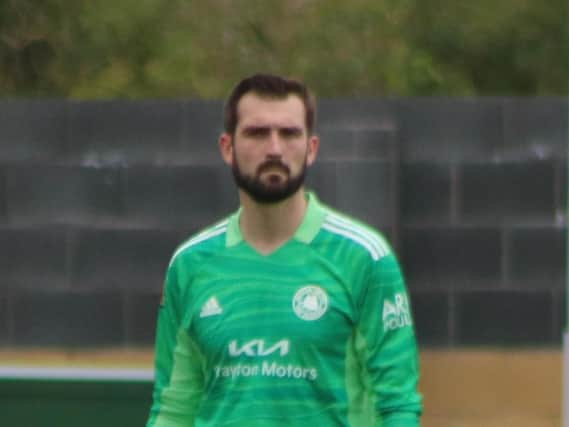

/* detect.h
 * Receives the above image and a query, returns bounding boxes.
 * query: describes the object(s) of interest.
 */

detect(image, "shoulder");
[168,218,230,268]
[318,207,392,262]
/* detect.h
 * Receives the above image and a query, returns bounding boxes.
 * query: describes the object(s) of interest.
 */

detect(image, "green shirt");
[147,192,422,427]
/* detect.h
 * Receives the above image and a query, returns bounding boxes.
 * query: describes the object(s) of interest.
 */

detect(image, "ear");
[306,134,320,167]
[219,133,234,166]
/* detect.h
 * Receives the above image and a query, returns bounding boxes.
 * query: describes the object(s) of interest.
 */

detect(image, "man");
[146,74,423,427]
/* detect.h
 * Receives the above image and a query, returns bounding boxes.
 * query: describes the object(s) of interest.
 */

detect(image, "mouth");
[260,170,287,186]
[266,172,284,184]
[258,162,290,179]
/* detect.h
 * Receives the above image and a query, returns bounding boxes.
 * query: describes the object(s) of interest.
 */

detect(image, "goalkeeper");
[146,73,423,427]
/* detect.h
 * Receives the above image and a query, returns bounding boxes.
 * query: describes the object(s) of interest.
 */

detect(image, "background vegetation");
[1,0,567,98]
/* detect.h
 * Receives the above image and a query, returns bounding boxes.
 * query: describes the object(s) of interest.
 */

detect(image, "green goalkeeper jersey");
[147,192,422,427]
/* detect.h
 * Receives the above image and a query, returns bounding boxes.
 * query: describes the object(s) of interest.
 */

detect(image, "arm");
[357,253,423,427]
[146,259,205,427]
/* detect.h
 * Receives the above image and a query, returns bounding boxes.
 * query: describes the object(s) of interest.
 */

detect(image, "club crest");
[292,285,328,321]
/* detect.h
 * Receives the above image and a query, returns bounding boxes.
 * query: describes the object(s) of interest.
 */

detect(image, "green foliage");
[406,0,569,95]
[0,0,566,98]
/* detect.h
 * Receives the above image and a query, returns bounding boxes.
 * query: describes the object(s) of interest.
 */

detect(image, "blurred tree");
[0,0,566,98]
[406,0,569,95]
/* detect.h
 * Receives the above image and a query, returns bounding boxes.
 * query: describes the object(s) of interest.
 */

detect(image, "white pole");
[561,120,569,427]
[565,332,569,427]
[561,108,569,427]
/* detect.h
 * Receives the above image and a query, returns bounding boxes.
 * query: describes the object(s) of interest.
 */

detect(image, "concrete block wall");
[0,97,565,349]
[398,98,567,348]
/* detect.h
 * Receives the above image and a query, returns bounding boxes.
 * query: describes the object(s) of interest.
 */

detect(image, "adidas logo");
[200,296,223,318]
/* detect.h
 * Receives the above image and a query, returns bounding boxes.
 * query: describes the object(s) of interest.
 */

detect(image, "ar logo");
[292,285,329,321]
[382,293,413,331]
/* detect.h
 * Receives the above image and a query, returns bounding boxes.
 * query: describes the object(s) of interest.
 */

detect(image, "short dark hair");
[223,73,316,135]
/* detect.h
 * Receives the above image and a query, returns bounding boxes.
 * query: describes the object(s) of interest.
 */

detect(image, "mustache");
[257,159,290,175]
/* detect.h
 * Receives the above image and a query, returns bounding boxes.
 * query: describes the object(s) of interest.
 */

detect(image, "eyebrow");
[241,125,303,134]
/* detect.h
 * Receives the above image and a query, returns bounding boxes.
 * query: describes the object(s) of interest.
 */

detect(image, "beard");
[231,154,307,204]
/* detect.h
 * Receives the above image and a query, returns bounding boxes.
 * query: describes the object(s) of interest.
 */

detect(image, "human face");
[219,93,319,204]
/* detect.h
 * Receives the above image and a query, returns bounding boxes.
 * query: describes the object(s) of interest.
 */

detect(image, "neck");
[239,189,308,254]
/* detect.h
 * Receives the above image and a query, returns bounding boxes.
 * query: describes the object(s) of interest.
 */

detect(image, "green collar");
[226,191,326,247]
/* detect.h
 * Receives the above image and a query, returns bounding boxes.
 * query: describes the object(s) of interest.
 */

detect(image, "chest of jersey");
[185,242,358,386]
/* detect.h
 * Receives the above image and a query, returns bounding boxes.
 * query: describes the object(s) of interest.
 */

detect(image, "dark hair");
[223,73,316,135]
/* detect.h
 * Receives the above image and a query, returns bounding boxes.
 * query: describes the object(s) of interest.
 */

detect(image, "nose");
[266,129,283,156]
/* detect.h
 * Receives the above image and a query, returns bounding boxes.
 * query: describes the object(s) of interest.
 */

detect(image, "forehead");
[236,93,306,129]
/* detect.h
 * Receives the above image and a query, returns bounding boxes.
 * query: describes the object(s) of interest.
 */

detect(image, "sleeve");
[146,258,205,427]
[356,252,423,427]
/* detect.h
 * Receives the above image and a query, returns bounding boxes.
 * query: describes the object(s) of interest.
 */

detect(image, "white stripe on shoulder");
[322,222,381,260]
[325,213,390,256]
[170,221,228,265]
[323,213,389,260]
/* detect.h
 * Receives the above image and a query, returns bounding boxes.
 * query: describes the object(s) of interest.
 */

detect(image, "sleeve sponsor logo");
[382,292,413,331]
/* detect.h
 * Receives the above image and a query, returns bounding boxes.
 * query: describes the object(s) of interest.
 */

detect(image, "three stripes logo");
[200,296,223,318]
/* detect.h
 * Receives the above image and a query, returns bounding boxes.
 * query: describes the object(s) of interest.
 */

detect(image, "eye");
[279,127,303,138]
[243,127,270,138]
